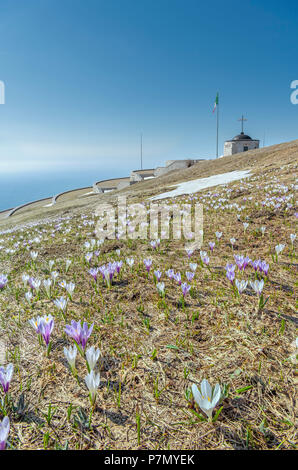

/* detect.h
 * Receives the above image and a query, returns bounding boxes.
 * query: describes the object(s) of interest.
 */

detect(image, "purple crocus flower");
[80,322,94,350]
[186,271,195,282]
[144,258,152,273]
[174,272,182,285]
[226,269,235,283]
[65,320,94,350]
[39,317,54,346]
[166,269,174,279]
[200,251,210,266]
[0,416,10,450]
[252,259,261,272]
[181,282,191,297]
[234,255,251,271]
[115,261,123,274]
[0,275,8,290]
[209,242,215,252]
[89,268,99,281]
[260,261,269,276]
[154,270,162,282]
[0,364,13,394]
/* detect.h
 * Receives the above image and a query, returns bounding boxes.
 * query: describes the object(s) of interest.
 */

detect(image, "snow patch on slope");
[151,170,251,200]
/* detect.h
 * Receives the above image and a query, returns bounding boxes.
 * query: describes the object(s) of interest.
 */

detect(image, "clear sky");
[0,0,298,177]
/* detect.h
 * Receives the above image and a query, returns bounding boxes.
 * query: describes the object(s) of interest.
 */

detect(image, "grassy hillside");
[0,141,297,450]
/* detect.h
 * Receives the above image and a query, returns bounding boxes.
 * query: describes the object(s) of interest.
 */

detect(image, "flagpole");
[216,92,219,158]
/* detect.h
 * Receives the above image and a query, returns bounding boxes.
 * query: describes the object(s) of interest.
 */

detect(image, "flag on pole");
[212,93,219,113]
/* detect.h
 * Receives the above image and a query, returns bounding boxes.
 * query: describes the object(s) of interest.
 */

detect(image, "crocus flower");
[181,282,191,297]
[86,346,101,371]
[30,251,38,260]
[39,316,54,347]
[192,379,221,420]
[48,260,55,270]
[275,244,285,256]
[54,296,68,313]
[150,240,157,250]
[154,270,162,282]
[200,251,210,266]
[215,231,222,241]
[252,259,261,272]
[156,282,165,297]
[189,263,197,272]
[22,274,30,287]
[259,261,269,276]
[43,279,52,298]
[226,269,235,283]
[250,279,264,296]
[63,345,77,372]
[65,320,94,351]
[186,248,194,258]
[66,282,75,299]
[144,258,152,273]
[65,259,72,272]
[126,258,134,268]
[209,242,215,252]
[174,272,182,285]
[25,291,33,304]
[235,279,248,294]
[29,278,41,293]
[89,268,99,281]
[0,416,10,450]
[85,370,100,405]
[85,252,93,264]
[0,275,8,290]
[166,269,174,279]
[234,255,251,271]
[290,233,296,245]
[186,271,195,282]
[0,364,13,394]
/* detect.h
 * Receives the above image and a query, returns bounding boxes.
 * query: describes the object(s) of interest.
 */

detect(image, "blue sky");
[0,0,297,177]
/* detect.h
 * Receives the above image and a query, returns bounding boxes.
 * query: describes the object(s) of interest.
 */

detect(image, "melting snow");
[151,170,251,200]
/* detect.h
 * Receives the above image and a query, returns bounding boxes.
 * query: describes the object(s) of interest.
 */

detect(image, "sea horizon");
[0,167,126,212]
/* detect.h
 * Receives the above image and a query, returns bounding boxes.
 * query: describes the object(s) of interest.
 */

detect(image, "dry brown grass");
[0,141,297,450]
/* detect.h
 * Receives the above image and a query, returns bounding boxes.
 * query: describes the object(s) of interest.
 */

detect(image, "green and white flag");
[212,93,219,113]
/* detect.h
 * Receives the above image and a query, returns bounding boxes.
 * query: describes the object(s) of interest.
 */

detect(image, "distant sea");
[0,169,123,212]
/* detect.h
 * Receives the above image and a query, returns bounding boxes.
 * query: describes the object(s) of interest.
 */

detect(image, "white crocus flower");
[235,279,248,294]
[25,291,33,304]
[63,345,77,372]
[86,346,101,371]
[30,251,38,260]
[249,279,264,296]
[156,282,165,296]
[189,263,197,272]
[48,260,55,270]
[260,226,266,236]
[275,244,285,256]
[31,278,41,293]
[65,259,72,272]
[192,379,221,420]
[43,279,52,298]
[22,274,30,287]
[85,370,100,404]
[126,258,134,268]
[54,296,68,312]
[290,234,296,245]
[0,416,10,450]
